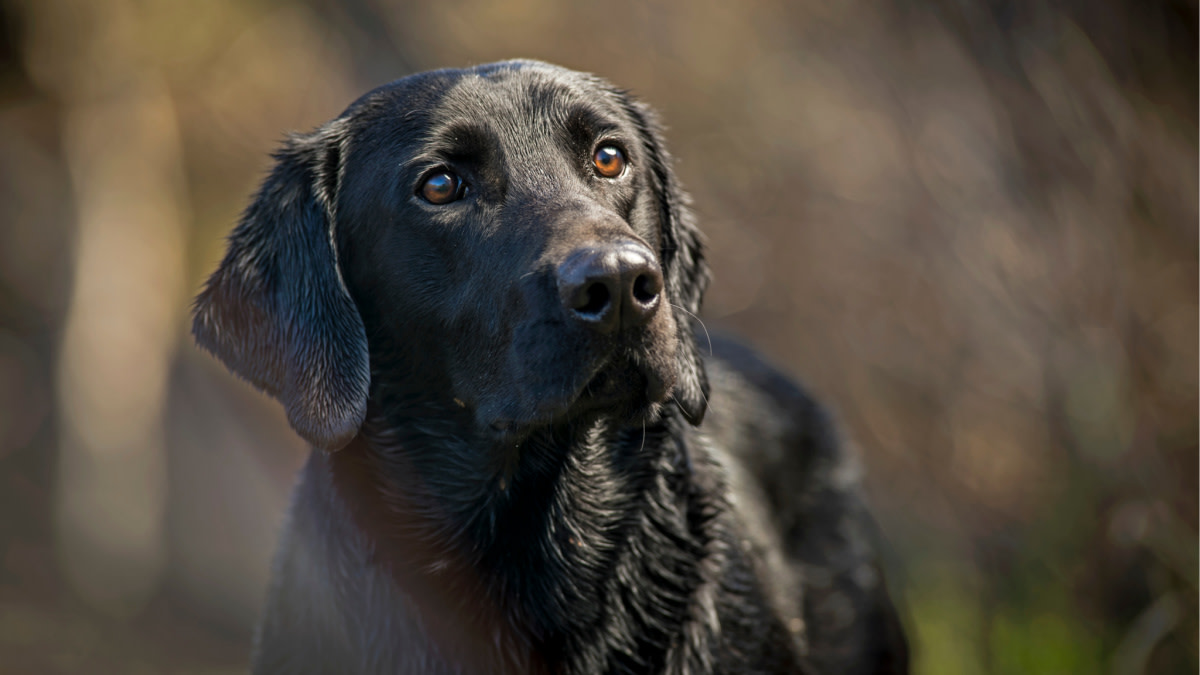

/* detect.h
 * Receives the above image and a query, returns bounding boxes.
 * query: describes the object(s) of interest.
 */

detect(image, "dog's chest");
[257,455,544,674]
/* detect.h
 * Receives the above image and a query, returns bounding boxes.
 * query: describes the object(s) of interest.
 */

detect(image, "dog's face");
[193,61,710,450]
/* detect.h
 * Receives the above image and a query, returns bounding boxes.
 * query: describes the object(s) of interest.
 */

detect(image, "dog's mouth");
[485,352,675,442]
[580,353,676,408]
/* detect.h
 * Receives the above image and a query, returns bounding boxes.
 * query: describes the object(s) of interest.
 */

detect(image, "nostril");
[575,282,611,317]
[632,274,659,305]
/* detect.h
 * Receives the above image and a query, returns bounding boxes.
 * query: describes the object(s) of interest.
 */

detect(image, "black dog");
[193,60,908,674]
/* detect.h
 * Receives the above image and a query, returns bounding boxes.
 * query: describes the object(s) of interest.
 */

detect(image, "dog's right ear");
[192,122,369,451]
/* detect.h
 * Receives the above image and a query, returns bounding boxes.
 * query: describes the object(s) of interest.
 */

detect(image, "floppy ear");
[622,97,711,425]
[192,122,369,451]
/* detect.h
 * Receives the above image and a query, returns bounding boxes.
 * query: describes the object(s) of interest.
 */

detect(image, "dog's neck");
[326,401,725,673]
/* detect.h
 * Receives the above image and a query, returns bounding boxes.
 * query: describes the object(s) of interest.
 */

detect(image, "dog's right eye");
[419,171,464,204]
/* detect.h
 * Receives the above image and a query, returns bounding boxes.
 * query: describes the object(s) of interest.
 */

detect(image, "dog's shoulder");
[699,333,910,675]
[701,333,844,503]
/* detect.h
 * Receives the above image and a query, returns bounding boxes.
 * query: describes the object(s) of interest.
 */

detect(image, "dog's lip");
[484,366,607,438]
[576,360,672,409]
[485,356,671,440]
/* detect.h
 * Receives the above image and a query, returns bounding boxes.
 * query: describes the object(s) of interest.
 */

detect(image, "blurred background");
[0,0,1195,672]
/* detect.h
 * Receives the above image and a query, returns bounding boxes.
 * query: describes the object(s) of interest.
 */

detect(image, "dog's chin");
[483,358,676,444]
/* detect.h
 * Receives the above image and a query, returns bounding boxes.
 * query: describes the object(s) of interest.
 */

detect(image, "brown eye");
[420,171,463,204]
[592,145,625,178]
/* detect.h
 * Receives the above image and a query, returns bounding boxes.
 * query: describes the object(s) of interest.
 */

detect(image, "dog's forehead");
[353,62,628,147]
[442,63,617,118]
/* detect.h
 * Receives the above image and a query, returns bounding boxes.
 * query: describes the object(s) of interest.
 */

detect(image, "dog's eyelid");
[593,135,630,156]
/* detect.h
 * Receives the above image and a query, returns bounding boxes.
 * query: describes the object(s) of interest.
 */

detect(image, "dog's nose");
[557,242,663,332]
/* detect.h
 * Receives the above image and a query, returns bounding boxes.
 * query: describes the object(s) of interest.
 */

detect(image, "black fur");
[193,60,908,674]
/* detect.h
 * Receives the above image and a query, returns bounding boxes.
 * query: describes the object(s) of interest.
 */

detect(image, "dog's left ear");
[621,96,711,425]
[192,121,369,451]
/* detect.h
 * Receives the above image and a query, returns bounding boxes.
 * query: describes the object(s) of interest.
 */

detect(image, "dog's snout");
[557,242,663,332]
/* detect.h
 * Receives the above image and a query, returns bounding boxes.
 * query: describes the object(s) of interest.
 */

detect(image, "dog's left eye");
[592,145,626,178]
[420,171,465,204]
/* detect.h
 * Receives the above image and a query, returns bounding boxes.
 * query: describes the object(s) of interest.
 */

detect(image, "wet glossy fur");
[193,60,908,674]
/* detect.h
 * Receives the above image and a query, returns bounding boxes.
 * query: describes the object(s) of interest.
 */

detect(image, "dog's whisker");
[671,302,713,356]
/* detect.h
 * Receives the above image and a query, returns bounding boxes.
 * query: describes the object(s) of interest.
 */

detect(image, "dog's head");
[193,61,710,451]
